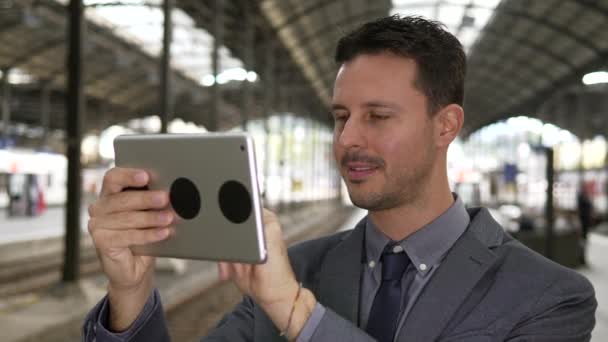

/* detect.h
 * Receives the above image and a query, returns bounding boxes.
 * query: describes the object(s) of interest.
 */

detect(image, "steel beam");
[496,6,601,55]
[1,68,10,140]
[40,81,51,144]
[6,37,65,69]
[160,0,173,133]
[544,147,555,260]
[240,1,254,131]
[209,0,223,131]
[63,0,84,284]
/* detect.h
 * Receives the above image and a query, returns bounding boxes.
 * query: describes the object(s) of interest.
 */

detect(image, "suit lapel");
[397,208,503,341]
[316,218,366,325]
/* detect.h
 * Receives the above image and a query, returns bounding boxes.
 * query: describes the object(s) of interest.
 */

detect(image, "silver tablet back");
[113,133,266,263]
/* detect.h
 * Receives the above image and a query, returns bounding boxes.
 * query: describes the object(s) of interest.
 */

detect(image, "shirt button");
[420,263,428,271]
[392,245,404,253]
[369,260,376,268]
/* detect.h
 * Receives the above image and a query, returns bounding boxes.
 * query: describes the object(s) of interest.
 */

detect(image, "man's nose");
[337,118,365,149]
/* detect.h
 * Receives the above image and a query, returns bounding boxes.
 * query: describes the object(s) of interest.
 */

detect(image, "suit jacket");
[83,207,597,341]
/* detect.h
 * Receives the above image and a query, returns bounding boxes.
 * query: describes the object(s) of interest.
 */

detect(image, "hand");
[87,167,175,330]
[218,209,316,339]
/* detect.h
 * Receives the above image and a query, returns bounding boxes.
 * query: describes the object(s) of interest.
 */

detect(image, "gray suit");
[83,207,596,341]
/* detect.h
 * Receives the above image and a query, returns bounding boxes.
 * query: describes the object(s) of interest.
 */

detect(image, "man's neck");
[368,186,455,241]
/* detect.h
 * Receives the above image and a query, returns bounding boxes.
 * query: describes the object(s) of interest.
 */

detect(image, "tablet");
[113,133,266,264]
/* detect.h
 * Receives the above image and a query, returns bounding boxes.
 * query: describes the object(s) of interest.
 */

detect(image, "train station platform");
[0,201,356,342]
[1,207,607,341]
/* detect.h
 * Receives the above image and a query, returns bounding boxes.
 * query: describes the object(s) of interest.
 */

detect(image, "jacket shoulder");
[498,238,592,290]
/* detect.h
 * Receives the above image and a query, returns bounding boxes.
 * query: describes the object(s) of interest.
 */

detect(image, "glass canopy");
[391,0,503,53]
[54,0,253,86]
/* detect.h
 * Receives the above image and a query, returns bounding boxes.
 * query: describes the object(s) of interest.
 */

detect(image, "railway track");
[0,244,101,298]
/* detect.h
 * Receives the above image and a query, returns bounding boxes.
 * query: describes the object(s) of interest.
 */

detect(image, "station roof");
[261,0,608,139]
[1,0,607,141]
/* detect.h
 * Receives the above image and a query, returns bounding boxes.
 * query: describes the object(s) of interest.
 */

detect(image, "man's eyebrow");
[330,104,349,112]
[361,101,401,110]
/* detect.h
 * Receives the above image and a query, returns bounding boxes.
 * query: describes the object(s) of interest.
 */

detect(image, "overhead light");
[582,71,608,85]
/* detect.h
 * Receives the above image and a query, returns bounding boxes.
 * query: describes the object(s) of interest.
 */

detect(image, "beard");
[345,147,436,211]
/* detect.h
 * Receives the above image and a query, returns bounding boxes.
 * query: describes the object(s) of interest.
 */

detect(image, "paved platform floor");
[579,230,608,341]
[0,207,89,245]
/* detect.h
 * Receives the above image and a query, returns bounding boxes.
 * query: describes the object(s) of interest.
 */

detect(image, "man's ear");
[433,104,464,147]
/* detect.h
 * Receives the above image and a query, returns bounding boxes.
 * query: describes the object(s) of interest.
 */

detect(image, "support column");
[40,81,51,146]
[210,0,223,131]
[1,68,10,142]
[63,0,84,283]
[278,114,287,213]
[605,150,608,219]
[314,120,320,202]
[545,147,555,260]
[240,1,254,131]
[160,0,173,133]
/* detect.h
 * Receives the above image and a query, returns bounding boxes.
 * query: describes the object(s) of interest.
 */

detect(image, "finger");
[262,208,284,244]
[100,167,149,197]
[233,263,251,279]
[90,190,169,216]
[218,262,231,281]
[93,226,172,250]
[88,210,174,232]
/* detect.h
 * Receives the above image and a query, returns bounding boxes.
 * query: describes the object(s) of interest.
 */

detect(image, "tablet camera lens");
[218,180,252,224]
[169,177,201,220]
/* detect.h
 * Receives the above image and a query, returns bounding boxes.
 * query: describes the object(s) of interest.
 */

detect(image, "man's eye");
[333,114,347,121]
[370,112,389,120]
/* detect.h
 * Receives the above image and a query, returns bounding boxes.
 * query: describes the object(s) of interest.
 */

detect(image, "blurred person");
[83,15,596,342]
[577,184,594,240]
[577,184,594,265]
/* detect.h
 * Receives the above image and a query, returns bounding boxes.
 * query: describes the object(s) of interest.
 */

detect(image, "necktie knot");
[381,246,410,281]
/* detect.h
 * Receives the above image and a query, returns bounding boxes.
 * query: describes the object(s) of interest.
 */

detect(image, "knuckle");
[108,231,122,248]
[145,229,158,243]
[102,170,114,188]
[89,229,104,248]
[87,218,96,233]
[115,193,131,210]
[145,212,159,226]
[127,229,142,246]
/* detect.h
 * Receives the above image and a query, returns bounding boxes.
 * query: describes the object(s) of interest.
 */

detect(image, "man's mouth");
[346,163,378,181]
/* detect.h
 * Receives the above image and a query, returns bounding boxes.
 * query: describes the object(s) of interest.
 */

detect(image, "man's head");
[335,15,466,114]
[331,15,466,211]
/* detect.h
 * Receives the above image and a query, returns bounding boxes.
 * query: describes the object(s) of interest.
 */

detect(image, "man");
[577,184,594,265]
[83,15,596,341]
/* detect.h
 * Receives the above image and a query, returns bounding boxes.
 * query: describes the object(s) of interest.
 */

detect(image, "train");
[0,149,106,215]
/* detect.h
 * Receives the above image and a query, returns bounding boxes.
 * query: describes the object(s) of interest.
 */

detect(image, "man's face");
[331,53,438,210]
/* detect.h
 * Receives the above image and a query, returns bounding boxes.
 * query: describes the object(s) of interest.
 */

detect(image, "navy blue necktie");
[366,245,411,342]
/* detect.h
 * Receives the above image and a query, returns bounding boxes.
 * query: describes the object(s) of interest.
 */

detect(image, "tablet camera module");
[169,177,201,220]
[219,180,252,224]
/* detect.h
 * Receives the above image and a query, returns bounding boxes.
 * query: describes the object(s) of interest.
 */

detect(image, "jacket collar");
[396,207,504,341]
[317,216,367,325]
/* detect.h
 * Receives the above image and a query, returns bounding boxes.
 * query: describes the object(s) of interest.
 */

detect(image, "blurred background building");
[0,0,607,341]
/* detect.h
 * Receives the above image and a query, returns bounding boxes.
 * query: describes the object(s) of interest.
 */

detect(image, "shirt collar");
[365,194,470,275]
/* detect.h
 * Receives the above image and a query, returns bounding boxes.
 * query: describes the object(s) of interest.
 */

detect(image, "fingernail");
[134,171,147,183]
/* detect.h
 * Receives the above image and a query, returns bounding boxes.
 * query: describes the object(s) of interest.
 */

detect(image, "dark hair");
[335,15,466,114]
